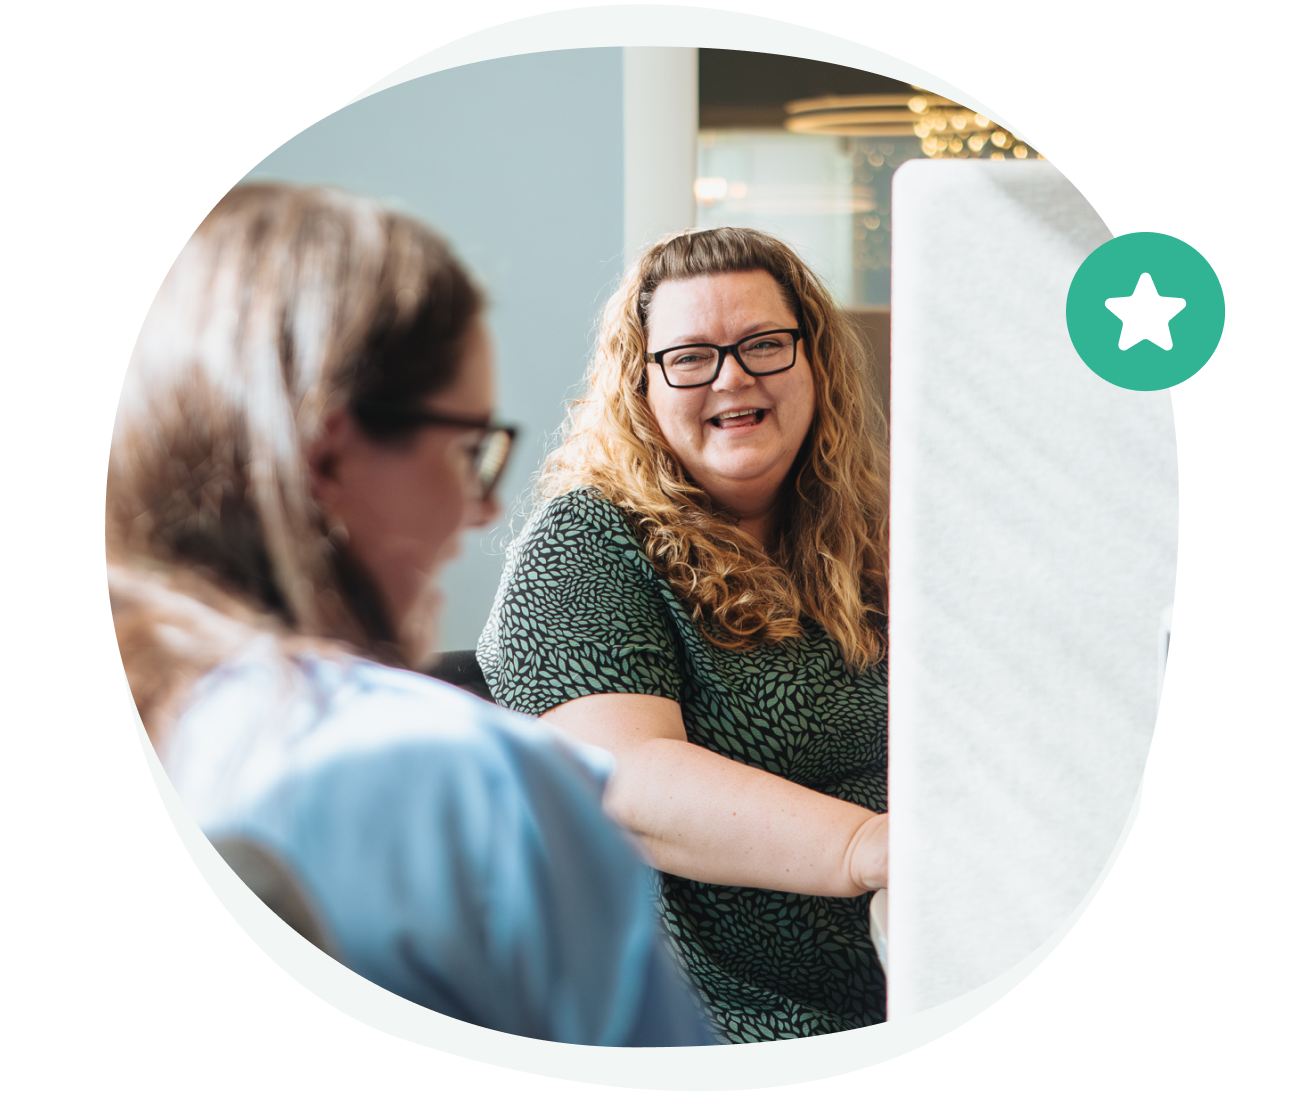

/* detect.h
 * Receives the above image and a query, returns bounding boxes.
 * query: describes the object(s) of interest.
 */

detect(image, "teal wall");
[0,47,626,652]
[2,49,624,652]
[245,48,625,651]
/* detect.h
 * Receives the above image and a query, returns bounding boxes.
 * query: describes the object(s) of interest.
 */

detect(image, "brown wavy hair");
[539,227,888,670]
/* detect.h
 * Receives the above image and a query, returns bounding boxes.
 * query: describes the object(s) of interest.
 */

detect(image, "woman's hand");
[542,692,886,898]
[845,812,889,893]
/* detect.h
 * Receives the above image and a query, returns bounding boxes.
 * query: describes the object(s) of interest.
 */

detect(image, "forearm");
[603,736,887,897]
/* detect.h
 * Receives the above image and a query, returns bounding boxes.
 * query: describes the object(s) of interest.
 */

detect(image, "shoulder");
[525,487,641,546]
[165,643,614,831]
[327,658,612,774]
[481,490,687,712]
[497,487,655,591]
[166,645,681,1043]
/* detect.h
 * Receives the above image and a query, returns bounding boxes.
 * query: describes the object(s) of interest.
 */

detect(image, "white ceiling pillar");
[623,47,698,262]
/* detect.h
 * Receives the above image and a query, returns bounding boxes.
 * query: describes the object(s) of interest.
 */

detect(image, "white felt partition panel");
[887,160,1177,1017]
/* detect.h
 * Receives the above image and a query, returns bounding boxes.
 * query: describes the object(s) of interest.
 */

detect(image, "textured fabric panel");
[889,159,1177,1015]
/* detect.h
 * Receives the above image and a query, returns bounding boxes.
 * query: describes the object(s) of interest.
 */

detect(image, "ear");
[306,406,355,515]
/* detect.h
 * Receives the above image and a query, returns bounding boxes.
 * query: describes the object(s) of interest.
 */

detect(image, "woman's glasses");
[349,399,518,501]
[646,328,804,389]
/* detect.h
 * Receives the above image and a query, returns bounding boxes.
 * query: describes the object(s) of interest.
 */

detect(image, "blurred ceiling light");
[785,93,924,137]
[694,176,729,204]
[784,92,1040,161]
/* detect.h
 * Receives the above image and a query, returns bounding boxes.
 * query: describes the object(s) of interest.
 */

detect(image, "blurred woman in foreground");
[107,182,710,1045]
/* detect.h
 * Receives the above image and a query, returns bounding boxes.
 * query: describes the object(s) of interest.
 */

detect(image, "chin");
[708,459,786,485]
[397,584,445,668]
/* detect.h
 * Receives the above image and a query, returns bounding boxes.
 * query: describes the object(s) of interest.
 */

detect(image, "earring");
[327,520,350,547]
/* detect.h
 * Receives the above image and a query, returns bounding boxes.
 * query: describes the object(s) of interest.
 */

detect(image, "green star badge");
[1066,233,1300,392]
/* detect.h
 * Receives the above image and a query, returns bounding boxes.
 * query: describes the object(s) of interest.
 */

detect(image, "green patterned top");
[478,489,888,1042]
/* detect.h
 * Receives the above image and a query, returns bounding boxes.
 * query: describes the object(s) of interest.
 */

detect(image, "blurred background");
[0,47,1034,652]
[697,49,1039,308]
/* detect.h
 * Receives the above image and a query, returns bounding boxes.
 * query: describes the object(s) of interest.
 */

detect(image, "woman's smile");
[708,407,768,430]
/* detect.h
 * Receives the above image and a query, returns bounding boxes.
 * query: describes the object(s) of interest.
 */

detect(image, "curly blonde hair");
[539,227,888,670]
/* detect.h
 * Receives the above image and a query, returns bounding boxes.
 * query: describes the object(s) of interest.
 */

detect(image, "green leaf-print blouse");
[478,489,887,1042]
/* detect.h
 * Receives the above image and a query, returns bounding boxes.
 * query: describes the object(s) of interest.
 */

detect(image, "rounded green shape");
[1066,231,1225,391]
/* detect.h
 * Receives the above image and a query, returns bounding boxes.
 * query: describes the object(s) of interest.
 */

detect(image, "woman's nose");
[712,350,755,391]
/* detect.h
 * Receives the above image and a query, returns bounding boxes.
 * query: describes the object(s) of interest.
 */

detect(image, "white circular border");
[63,10,1300,1081]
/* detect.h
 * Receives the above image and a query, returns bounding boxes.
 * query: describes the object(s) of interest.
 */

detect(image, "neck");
[697,474,786,550]
[735,500,779,550]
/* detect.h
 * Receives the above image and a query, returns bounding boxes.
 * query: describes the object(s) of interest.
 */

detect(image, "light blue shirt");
[163,638,712,1046]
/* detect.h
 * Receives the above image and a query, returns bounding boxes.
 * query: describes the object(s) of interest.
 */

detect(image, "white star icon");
[1104,272,1187,351]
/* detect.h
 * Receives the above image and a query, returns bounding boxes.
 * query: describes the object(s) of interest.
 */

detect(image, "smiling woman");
[479,227,891,1042]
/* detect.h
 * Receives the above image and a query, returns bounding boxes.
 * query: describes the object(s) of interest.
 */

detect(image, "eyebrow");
[658,321,795,346]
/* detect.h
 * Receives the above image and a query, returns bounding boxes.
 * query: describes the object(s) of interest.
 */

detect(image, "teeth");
[717,409,760,420]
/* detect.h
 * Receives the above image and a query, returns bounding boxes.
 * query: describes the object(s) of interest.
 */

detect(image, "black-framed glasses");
[349,399,518,501]
[646,328,804,389]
